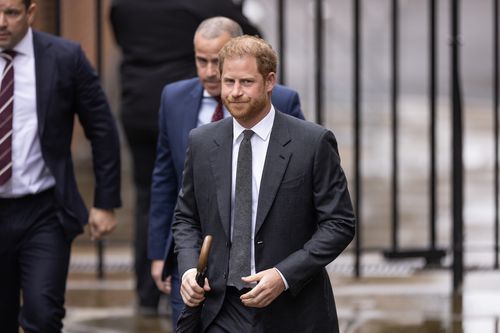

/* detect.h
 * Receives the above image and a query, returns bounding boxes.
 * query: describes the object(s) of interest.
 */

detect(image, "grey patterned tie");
[228,129,254,289]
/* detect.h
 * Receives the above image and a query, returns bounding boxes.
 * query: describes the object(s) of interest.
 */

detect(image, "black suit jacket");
[33,31,121,239]
[110,0,261,131]
[173,111,355,332]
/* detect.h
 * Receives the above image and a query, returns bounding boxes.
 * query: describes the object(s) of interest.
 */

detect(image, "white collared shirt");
[0,28,55,197]
[231,106,275,276]
[197,89,230,126]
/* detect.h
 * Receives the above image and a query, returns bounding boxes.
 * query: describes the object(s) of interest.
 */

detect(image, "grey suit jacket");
[173,111,355,332]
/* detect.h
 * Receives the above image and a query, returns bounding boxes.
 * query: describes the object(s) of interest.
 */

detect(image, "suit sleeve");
[275,130,355,295]
[148,88,181,260]
[171,132,203,278]
[73,45,121,209]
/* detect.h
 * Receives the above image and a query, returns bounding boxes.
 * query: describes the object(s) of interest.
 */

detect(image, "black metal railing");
[382,0,446,265]
[88,0,500,293]
[274,0,500,294]
[450,0,464,292]
[314,0,324,125]
[95,0,106,280]
[353,0,363,278]
[494,0,500,270]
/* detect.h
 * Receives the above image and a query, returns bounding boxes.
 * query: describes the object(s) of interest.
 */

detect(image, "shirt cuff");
[182,268,197,282]
[274,267,289,290]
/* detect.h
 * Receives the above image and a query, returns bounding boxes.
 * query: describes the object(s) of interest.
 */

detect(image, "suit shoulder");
[190,118,222,137]
[165,77,199,92]
[273,84,298,97]
[278,111,330,139]
[33,30,81,54]
[189,118,231,144]
[163,77,200,97]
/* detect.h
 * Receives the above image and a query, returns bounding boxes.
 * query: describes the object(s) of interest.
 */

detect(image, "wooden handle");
[195,235,213,287]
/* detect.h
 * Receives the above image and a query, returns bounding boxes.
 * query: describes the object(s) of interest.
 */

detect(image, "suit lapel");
[180,81,204,154]
[209,119,233,239]
[33,31,55,139]
[256,112,292,234]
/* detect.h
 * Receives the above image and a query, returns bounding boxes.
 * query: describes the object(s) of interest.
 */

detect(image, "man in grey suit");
[173,35,355,332]
[149,17,303,331]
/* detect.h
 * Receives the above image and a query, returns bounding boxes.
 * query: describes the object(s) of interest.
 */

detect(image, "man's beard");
[225,94,268,124]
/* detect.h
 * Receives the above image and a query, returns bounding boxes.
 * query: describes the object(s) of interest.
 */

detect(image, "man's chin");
[203,83,220,96]
[0,38,12,49]
[228,107,249,119]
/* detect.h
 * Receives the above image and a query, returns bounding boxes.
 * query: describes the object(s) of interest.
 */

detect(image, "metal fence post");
[353,0,363,278]
[314,0,324,125]
[95,0,106,280]
[450,0,464,293]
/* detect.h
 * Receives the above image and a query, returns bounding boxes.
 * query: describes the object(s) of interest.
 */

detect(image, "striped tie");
[211,96,224,122]
[0,50,16,185]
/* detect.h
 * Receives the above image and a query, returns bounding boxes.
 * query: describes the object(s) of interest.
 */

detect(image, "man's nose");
[231,82,243,97]
[0,13,7,27]
[206,62,218,77]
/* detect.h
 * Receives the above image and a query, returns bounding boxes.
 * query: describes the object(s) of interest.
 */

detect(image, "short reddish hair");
[218,35,277,79]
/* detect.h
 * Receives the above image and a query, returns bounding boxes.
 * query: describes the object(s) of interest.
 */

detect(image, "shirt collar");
[1,28,34,57]
[203,89,218,99]
[233,105,275,143]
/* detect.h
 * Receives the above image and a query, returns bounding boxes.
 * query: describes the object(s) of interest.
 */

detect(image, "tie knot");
[243,129,254,141]
[1,50,16,62]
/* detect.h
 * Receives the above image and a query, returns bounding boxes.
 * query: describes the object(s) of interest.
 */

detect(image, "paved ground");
[63,246,500,333]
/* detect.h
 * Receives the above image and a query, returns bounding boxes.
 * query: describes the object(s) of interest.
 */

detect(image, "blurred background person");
[109,0,260,317]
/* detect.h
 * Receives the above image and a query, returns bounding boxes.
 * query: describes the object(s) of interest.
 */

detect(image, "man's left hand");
[88,207,117,240]
[240,268,285,308]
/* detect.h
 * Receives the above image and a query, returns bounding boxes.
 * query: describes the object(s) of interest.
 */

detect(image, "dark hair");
[23,0,32,8]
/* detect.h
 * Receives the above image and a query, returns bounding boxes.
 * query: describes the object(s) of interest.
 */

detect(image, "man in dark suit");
[149,17,304,330]
[109,0,260,314]
[0,1,121,332]
[173,35,355,332]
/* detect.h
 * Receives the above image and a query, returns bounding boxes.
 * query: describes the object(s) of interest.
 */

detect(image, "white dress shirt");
[0,28,55,197]
[197,90,230,127]
[230,106,288,288]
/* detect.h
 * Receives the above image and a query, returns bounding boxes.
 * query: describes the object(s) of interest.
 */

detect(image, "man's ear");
[27,2,37,26]
[265,72,277,93]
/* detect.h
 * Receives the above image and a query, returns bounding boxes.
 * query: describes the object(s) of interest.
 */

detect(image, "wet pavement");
[64,246,500,333]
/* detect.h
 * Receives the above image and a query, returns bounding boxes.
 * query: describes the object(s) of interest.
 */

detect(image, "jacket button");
[257,240,264,245]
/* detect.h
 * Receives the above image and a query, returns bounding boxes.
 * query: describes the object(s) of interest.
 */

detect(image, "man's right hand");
[151,260,171,294]
[180,268,211,307]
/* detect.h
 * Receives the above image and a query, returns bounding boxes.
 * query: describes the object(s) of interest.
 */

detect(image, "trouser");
[206,287,263,333]
[0,189,71,333]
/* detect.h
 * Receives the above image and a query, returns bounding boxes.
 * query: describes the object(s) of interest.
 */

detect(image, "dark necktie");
[228,129,254,289]
[211,96,223,122]
[0,50,16,185]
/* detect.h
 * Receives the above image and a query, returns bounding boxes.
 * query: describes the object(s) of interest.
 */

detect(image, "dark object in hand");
[176,235,213,333]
